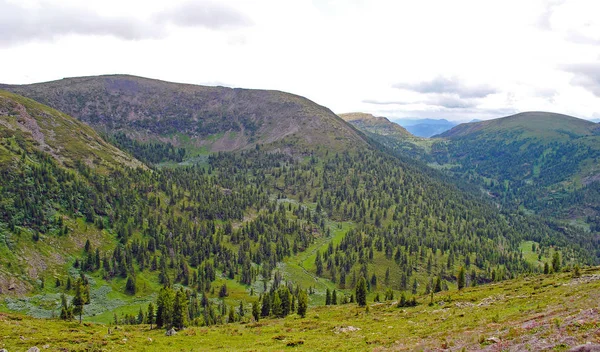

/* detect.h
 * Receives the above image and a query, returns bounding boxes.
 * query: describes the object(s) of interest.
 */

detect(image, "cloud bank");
[0,0,251,47]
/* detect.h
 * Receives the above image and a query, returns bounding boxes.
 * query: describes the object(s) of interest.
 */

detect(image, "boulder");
[27,347,40,352]
[165,328,177,336]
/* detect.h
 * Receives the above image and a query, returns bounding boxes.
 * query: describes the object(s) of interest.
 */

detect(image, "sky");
[1,0,600,122]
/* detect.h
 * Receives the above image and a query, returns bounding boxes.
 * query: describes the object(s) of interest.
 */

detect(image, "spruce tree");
[252,302,260,322]
[147,302,155,329]
[72,279,85,324]
[356,277,367,307]
[272,292,283,317]
[172,288,188,329]
[297,290,308,318]
[457,266,465,290]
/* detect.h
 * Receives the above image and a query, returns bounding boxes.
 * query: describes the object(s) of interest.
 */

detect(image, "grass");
[1,267,599,351]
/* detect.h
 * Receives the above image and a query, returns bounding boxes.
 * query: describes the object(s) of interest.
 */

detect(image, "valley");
[1,77,599,351]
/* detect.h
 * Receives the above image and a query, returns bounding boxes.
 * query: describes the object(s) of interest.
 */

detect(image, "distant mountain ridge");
[2,75,367,154]
[393,118,458,137]
[338,112,414,138]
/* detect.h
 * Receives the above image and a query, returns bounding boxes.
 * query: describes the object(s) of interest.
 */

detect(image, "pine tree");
[156,286,175,329]
[252,301,260,322]
[172,288,188,329]
[457,266,465,290]
[272,292,283,317]
[552,252,561,273]
[315,251,323,276]
[434,276,442,293]
[332,289,337,305]
[125,275,136,295]
[325,288,331,305]
[297,290,308,318]
[72,279,85,324]
[147,302,155,329]
[59,293,73,320]
[356,277,367,307]
[137,307,145,324]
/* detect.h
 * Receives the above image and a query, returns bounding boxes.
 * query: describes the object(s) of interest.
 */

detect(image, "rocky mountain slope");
[2,75,367,154]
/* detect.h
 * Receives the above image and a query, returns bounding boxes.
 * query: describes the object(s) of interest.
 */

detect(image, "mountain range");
[0,75,599,348]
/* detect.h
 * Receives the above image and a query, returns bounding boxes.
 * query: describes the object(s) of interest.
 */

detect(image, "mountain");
[1,86,597,333]
[432,112,600,228]
[394,118,458,137]
[339,112,414,139]
[2,75,366,155]
[436,111,597,139]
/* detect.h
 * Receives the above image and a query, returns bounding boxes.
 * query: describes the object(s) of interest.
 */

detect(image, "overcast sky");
[1,0,600,121]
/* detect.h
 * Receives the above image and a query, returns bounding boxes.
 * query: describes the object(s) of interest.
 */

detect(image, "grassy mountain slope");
[1,267,599,351]
[432,112,600,227]
[340,112,435,160]
[0,90,143,294]
[339,112,413,138]
[436,111,597,140]
[2,75,367,155]
[0,90,142,171]
[353,111,600,229]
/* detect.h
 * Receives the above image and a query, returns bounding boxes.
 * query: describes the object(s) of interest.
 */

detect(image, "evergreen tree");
[315,251,323,276]
[72,279,85,324]
[59,293,73,320]
[552,251,561,273]
[125,275,136,295]
[457,266,466,290]
[356,277,367,307]
[272,292,283,317]
[332,289,337,305]
[252,301,260,322]
[297,290,308,318]
[172,288,188,329]
[147,302,155,329]
[156,286,175,329]
[325,288,331,305]
[137,307,145,324]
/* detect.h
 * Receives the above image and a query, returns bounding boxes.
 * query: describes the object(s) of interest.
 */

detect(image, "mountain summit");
[3,75,367,153]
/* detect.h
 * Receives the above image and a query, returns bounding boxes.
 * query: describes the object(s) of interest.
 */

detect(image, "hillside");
[1,267,599,351]
[0,90,142,171]
[339,112,414,139]
[340,112,434,160]
[2,75,367,155]
[429,112,600,228]
[436,111,598,140]
[0,90,143,294]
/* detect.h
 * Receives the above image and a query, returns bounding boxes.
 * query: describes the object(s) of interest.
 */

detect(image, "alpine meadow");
[1,1,600,351]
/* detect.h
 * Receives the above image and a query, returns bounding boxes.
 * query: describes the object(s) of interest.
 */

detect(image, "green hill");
[436,111,597,140]
[354,111,600,230]
[2,75,367,156]
[431,112,600,229]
